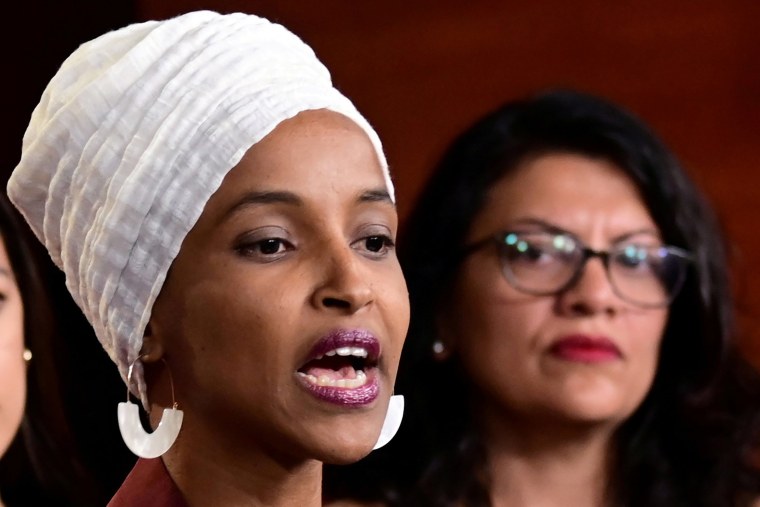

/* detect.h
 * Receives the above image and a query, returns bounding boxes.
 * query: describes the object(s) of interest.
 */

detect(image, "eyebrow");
[507,218,569,235]
[358,188,394,206]
[225,187,394,217]
[224,191,304,219]
[612,228,662,243]
[507,217,660,242]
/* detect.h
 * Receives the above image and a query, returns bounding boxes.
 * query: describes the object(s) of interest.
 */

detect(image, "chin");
[553,389,641,421]
[322,449,372,465]
[318,434,378,465]
[554,405,635,429]
[305,421,380,465]
[293,404,387,464]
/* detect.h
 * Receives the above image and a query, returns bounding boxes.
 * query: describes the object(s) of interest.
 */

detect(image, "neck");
[161,423,323,507]
[481,408,616,507]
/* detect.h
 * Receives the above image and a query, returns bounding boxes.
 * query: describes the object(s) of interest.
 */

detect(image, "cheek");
[375,269,410,363]
[0,354,26,455]
[445,273,548,377]
[626,309,668,380]
[456,302,549,383]
[162,277,299,415]
[180,275,294,357]
[0,296,24,349]
[0,299,25,417]
[155,268,288,382]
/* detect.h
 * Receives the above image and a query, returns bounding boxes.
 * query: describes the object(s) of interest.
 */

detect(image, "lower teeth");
[299,369,367,388]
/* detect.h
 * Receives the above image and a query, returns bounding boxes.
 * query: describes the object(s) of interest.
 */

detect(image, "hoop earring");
[372,394,404,450]
[117,357,184,459]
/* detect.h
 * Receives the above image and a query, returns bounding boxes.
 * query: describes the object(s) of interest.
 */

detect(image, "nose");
[557,256,618,316]
[311,242,374,313]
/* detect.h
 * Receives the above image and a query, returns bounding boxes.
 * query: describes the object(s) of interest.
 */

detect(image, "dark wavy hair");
[0,192,107,506]
[324,89,760,506]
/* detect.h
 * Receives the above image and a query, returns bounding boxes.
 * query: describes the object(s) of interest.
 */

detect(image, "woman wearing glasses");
[324,89,760,506]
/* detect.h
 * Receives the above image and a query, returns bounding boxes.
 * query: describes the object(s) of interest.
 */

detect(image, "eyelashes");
[235,236,294,262]
[233,229,396,263]
[354,234,395,257]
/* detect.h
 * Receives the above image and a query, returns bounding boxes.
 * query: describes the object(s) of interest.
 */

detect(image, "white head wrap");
[7,10,392,406]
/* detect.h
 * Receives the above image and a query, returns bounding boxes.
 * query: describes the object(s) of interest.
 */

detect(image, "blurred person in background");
[0,191,100,506]
[325,89,760,507]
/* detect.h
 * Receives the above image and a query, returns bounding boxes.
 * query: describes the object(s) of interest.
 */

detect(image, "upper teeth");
[316,347,368,360]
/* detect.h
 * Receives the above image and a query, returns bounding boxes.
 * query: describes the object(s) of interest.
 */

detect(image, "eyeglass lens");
[498,231,689,307]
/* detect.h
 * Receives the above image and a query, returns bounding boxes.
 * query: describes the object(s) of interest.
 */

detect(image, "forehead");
[200,109,390,220]
[470,152,655,239]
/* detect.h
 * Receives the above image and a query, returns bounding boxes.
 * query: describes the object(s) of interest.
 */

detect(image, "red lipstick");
[549,334,622,363]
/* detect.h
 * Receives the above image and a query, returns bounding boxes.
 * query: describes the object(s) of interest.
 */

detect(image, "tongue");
[304,365,358,381]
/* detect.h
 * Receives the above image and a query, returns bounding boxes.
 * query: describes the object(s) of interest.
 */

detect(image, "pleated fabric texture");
[8,10,391,406]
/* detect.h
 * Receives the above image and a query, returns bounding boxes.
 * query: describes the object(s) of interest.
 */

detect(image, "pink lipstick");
[296,329,380,406]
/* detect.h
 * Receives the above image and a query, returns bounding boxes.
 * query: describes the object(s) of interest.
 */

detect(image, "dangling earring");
[117,357,184,459]
[372,394,404,450]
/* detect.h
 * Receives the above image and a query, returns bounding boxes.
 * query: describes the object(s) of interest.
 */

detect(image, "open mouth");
[297,346,377,388]
[296,329,381,406]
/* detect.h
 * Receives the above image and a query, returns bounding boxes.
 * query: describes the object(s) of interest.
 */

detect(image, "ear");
[140,322,166,364]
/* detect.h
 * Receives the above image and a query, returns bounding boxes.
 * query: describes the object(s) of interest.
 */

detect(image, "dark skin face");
[142,110,409,505]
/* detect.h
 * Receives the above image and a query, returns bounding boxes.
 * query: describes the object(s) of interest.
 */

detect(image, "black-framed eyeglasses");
[461,229,694,308]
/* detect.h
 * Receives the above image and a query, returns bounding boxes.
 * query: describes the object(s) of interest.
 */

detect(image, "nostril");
[322,297,351,309]
[568,300,595,316]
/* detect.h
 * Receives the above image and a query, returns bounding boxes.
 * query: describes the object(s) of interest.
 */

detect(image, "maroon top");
[108,458,187,507]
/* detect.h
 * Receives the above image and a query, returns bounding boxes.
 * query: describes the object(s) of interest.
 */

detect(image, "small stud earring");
[432,340,445,355]
[22,348,32,362]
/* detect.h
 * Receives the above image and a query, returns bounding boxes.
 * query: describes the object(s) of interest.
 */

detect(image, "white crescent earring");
[117,358,184,459]
[372,394,404,450]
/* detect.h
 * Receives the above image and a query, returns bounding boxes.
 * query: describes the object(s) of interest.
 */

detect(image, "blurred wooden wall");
[6,1,760,353]
[3,2,759,497]
[138,0,760,358]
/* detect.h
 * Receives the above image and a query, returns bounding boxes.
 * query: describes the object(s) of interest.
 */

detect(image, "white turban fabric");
[7,10,392,406]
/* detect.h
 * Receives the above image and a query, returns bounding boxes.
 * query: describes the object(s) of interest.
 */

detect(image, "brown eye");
[365,236,388,252]
[236,237,293,261]
[354,234,394,258]
[258,238,284,255]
